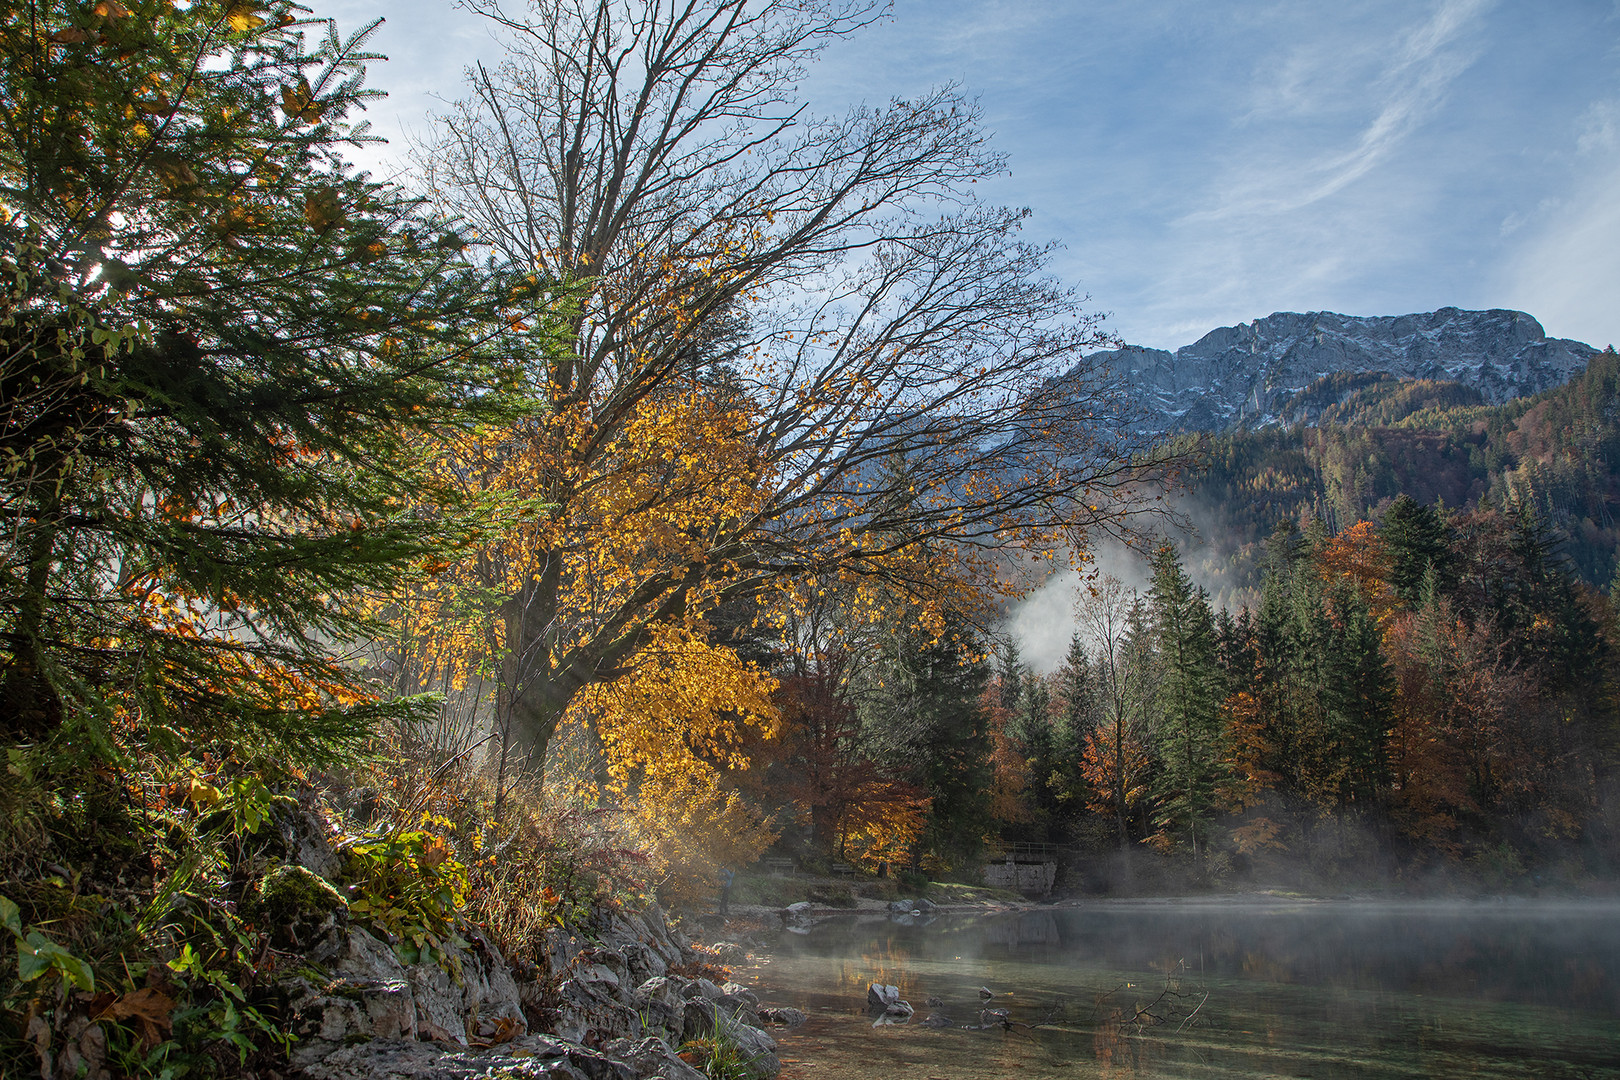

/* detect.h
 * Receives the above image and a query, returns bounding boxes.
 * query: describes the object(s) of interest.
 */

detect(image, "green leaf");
[19,933,95,991]
[0,896,20,937]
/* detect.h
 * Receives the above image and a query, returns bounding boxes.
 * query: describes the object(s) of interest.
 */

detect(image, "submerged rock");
[866,983,901,1009]
[756,1006,807,1028]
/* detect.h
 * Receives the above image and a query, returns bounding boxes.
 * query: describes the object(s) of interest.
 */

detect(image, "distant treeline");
[991,504,1620,885]
[1181,346,1620,609]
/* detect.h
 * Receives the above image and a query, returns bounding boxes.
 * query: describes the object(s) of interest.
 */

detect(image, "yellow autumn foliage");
[572,624,780,888]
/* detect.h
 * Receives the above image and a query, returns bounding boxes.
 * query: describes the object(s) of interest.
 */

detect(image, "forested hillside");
[1183,346,1620,608]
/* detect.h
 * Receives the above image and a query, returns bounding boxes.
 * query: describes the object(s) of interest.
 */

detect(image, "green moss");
[256,864,346,926]
[924,881,1022,903]
[805,882,856,908]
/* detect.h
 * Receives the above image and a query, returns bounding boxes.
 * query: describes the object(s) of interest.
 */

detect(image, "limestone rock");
[287,926,417,1062]
[294,1034,634,1080]
[719,1016,780,1076]
[286,808,345,881]
[287,928,529,1065]
[756,1006,807,1028]
[718,982,758,1008]
[680,977,722,1002]
[866,983,901,1009]
[600,1036,707,1080]
[552,975,642,1046]
[680,997,719,1044]
[709,941,746,964]
[408,962,467,1045]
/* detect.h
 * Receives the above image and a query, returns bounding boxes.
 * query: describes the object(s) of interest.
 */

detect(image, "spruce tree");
[1050,634,1095,834]
[996,638,1025,712]
[0,1,524,760]
[1055,633,1095,758]
[1013,670,1060,838]
[1320,579,1394,808]
[1381,495,1454,604]
[1146,544,1224,859]
[854,617,993,869]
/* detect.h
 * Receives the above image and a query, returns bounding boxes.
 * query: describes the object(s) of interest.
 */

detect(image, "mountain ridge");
[1073,307,1600,433]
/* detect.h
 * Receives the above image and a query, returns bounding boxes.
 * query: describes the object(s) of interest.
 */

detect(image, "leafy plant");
[167,942,293,1065]
[0,895,94,992]
[343,828,468,965]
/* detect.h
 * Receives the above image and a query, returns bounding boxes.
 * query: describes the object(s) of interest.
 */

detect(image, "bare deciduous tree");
[413,0,1171,777]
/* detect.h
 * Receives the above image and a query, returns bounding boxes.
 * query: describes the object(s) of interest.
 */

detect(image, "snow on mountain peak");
[1071,308,1598,433]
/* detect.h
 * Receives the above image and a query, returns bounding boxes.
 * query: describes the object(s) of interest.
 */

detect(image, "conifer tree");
[1146,544,1224,858]
[1255,519,1316,790]
[853,615,992,869]
[0,0,521,759]
[1053,633,1095,765]
[996,638,1026,712]
[1049,633,1096,833]
[1012,669,1060,838]
[1381,494,1454,604]
[1320,578,1394,808]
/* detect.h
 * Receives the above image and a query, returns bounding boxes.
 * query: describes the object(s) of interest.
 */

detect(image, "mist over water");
[747,900,1620,1079]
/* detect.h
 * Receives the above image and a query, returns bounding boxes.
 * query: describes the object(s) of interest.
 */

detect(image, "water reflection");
[746,900,1620,1080]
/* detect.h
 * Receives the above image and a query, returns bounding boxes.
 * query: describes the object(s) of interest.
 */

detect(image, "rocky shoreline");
[279,888,1027,1079]
[265,814,797,1080]
[261,802,1052,1080]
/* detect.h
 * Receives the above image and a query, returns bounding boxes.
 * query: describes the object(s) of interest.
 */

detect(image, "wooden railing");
[984,841,1062,863]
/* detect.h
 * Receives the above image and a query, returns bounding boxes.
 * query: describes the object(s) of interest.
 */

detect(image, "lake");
[742,899,1620,1079]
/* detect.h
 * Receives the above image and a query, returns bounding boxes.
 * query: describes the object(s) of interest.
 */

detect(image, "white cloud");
[1577,99,1620,155]
[1506,162,1620,349]
[1188,0,1490,223]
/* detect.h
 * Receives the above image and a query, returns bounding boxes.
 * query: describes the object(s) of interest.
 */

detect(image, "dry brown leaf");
[93,1,130,17]
[418,837,451,870]
[304,188,343,232]
[95,987,175,1052]
[281,79,324,123]
[24,1008,51,1068]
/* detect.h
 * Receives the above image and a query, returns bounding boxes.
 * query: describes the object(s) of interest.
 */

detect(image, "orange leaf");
[280,78,323,123]
[304,188,344,232]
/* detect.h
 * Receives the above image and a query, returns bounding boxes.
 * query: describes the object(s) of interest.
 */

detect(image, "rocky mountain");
[1075,307,1599,433]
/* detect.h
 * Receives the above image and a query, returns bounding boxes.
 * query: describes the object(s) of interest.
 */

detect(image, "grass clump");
[678,1010,770,1080]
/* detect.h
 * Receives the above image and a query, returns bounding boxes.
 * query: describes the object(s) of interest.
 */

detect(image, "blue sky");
[323,0,1620,352]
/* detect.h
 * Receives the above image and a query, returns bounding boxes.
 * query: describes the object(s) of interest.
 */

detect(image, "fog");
[753,899,1620,1079]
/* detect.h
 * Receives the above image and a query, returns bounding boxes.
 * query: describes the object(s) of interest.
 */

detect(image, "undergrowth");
[0,724,656,1079]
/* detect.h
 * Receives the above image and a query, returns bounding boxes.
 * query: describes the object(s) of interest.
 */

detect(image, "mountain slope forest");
[1181,346,1620,608]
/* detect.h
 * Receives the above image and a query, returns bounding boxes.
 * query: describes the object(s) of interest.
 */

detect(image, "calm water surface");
[740,899,1620,1080]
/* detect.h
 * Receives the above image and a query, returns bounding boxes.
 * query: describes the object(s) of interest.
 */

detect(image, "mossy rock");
[256,864,347,927]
